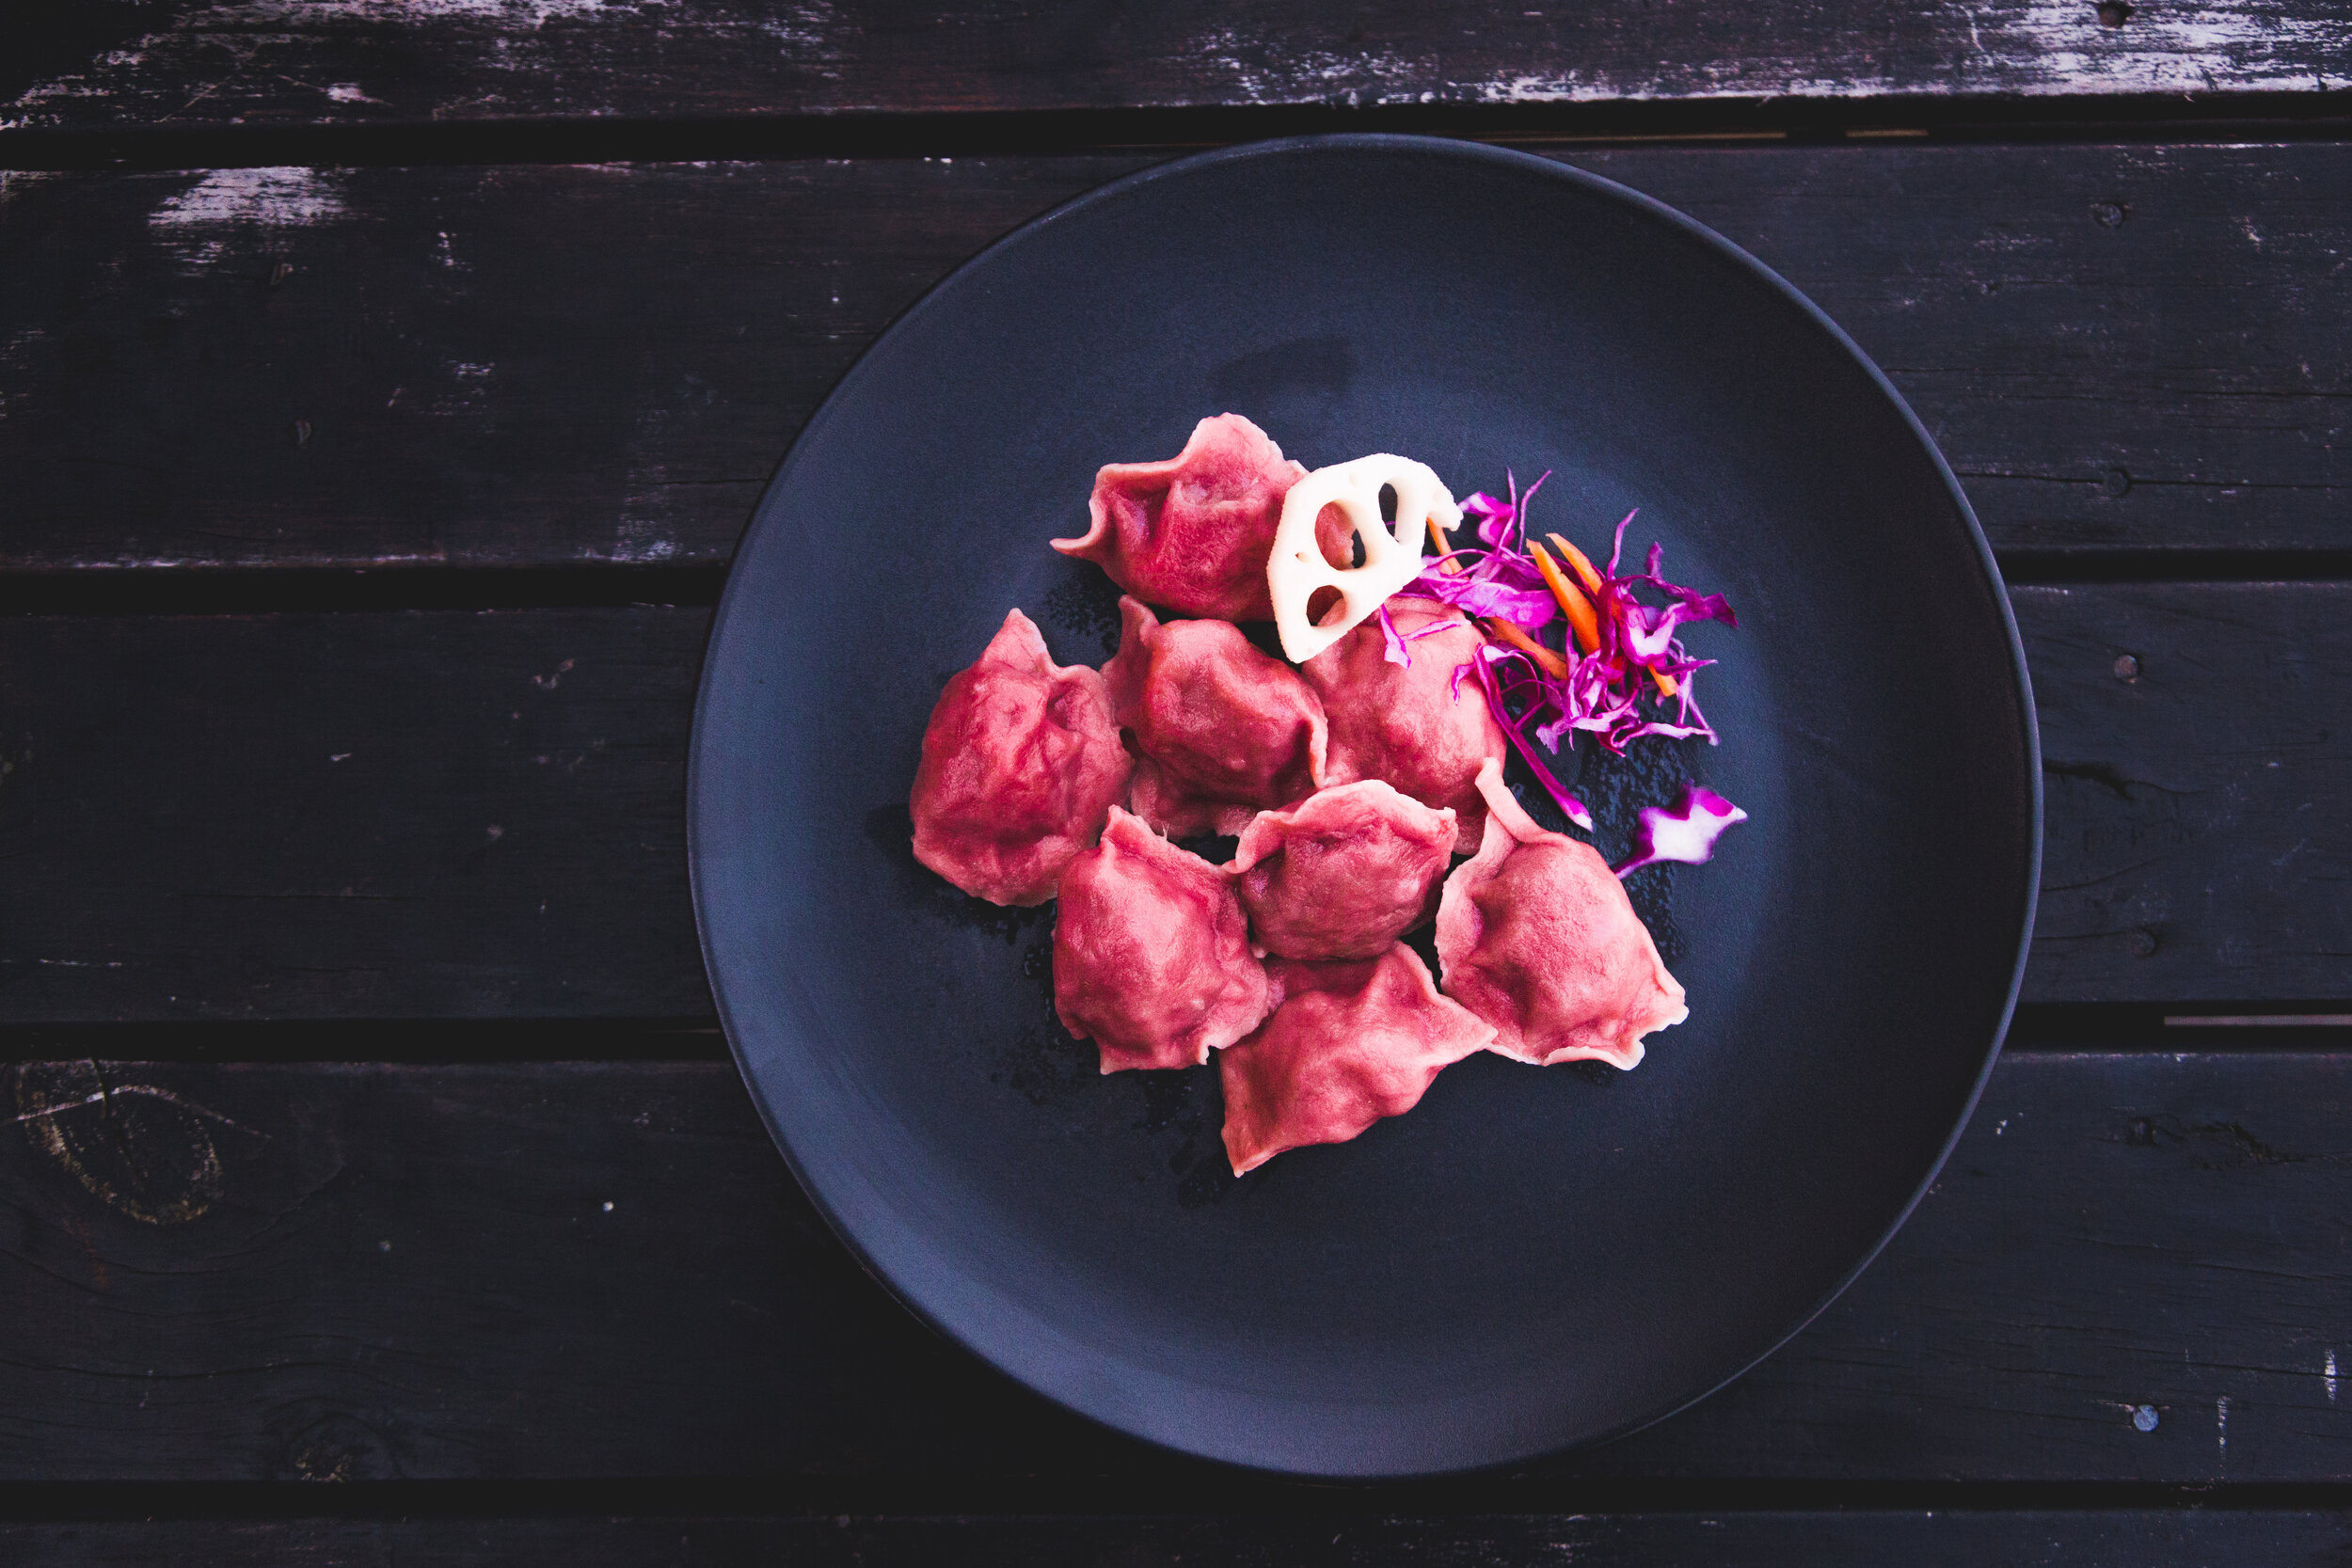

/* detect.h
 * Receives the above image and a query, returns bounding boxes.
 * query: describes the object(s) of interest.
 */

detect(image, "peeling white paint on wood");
[0,171,59,208]
[608,524,684,562]
[151,167,350,230]
[3,0,2341,131]
[756,0,841,54]
[1990,0,2342,95]
[3,47,162,129]
[428,359,498,416]
[0,0,643,127]
[1197,0,2346,105]
[1192,28,1429,108]
[225,0,620,26]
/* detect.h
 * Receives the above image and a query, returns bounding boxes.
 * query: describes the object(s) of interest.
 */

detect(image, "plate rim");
[686,132,2046,1479]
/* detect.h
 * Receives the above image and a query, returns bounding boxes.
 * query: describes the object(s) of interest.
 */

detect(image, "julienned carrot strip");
[1546,533,1605,596]
[1545,531,1675,695]
[1426,512,1462,575]
[1482,617,1569,680]
[1528,541,1601,655]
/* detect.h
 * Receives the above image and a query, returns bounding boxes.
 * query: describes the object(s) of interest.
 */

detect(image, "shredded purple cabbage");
[1411,469,1558,630]
[1377,603,1459,670]
[1429,487,1740,763]
[1406,568,1556,627]
[1467,644,1593,831]
[1423,466,1747,854]
[1462,472,1534,551]
[1612,784,1749,877]
[1462,489,1514,544]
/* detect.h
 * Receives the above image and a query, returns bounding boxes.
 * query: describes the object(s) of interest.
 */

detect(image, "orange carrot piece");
[1547,532,1605,596]
[1528,541,1601,655]
[1426,511,1462,575]
[1542,531,1675,696]
[1483,617,1569,680]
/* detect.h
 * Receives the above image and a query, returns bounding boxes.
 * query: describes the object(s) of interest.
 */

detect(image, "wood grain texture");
[0,585,2341,1022]
[0,609,711,1021]
[4,0,2346,134]
[2020,581,2352,1002]
[8,1511,2352,1566]
[0,1053,2347,1482]
[0,158,1119,573]
[2,145,2346,573]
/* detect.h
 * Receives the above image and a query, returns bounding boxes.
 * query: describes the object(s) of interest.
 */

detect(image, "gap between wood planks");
[0,1477,2351,1524]
[0,96,2349,175]
[8,1510,2352,1568]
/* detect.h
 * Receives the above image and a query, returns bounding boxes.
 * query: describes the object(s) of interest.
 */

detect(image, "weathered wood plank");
[0,1053,2346,1482]
[0,608,712,1021]
[2021,580,2352,1002]
[4,0,2344,134]
[2,145,2345,573]
[1616,143,2352,560]
[8,1511,2352,1566]
[0,158,1120,573]
[0,585,2341,1021]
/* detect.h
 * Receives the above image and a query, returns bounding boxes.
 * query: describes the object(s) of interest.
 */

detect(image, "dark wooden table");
[4,5,2349,1560]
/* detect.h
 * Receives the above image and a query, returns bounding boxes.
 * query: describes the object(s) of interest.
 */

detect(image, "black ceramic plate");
[689,135,2041,1477]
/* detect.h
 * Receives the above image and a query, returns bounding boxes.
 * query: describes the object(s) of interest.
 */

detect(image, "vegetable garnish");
[1425,513,1463,575]
[1546,533,1605,596]
[1458,643,1594,830]
[1376,601,1463,670]
[1422,479,1738,762]
[1527,539,1600,655]
[1547,531,1671,695]
[1613,784,1749,877]
[1410,471,1559,631]
[1481,615,1569,680]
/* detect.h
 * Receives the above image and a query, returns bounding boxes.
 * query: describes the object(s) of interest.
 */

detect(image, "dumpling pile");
[907,414,1690,1175]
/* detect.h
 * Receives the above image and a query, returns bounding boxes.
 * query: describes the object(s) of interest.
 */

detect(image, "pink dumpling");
[1219,943,1496,1175]
[1054,808,1276,1073]
[1102,596,1327,837]
[910,608,1134,907]
[1226,781,1456,960]
[1436,759,1688,1069]
[1301,596,1506,854]
[1052,413,1309,622]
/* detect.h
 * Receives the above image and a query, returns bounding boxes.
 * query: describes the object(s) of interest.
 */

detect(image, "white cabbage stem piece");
[1268,454,1462,663]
